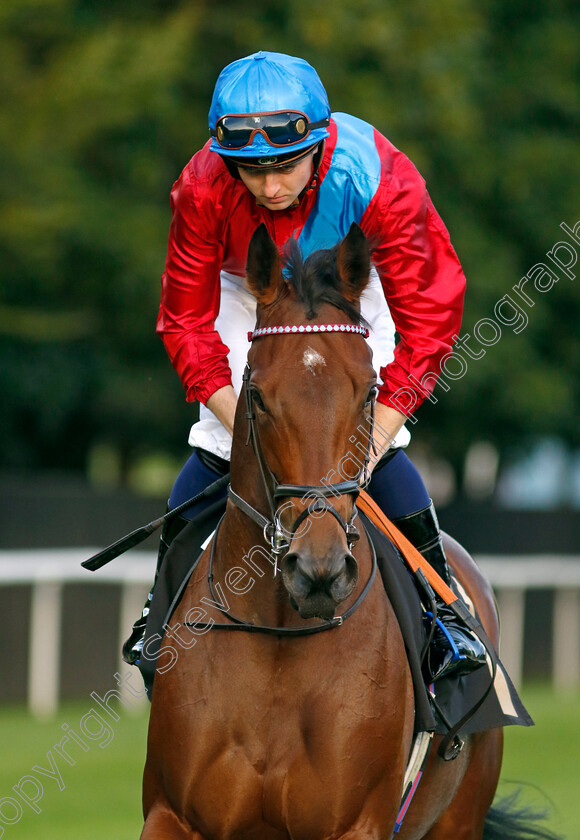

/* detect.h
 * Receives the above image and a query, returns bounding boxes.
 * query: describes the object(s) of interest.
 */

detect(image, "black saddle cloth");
[360,515,531,737]
[138,499,225,696]
[138,502,531,738]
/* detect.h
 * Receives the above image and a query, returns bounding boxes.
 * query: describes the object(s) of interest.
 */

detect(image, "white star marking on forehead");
[302,346,327,375]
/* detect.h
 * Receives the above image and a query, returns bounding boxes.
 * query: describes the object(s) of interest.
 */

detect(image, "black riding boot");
[392,502,487,680]
[122,512,189,666]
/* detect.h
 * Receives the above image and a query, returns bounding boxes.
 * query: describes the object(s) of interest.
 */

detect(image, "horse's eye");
[251,388,267,413]
[365,387,377,406]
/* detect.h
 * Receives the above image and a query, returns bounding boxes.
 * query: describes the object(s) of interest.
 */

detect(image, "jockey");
[123,50,486,681]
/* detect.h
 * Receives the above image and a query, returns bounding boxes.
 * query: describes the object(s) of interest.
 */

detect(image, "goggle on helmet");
[208,51,331,165]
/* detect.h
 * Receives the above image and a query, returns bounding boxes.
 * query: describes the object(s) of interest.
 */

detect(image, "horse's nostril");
[344,553,358,580]
[328,553,358,599]
[280,552,306,592]
[280,552,314,603]
[281,553,298,576]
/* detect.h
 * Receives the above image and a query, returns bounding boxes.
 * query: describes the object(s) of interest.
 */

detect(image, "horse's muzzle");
[280,549,359,620]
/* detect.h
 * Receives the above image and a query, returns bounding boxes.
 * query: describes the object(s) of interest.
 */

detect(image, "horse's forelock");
[282,240,368,326]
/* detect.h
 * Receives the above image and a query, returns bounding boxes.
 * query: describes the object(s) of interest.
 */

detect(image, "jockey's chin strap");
[227,361,376,573]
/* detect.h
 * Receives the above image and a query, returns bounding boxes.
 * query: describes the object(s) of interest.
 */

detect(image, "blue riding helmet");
[208,51,331,161]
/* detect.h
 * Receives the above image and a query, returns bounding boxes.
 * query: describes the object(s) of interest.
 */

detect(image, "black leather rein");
[185,513,378,637]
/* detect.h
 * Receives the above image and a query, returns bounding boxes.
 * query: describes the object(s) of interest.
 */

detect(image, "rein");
[183,513,378,637]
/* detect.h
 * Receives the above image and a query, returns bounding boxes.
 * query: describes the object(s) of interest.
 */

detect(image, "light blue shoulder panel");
[297,112,382,257]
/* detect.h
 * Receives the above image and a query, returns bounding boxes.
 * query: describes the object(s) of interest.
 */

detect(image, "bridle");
[189,320,379,637]
[227,322,377,575]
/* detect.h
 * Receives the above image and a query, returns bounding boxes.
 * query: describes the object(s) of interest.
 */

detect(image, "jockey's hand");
[367,403,407,475]
[206,385,238,437]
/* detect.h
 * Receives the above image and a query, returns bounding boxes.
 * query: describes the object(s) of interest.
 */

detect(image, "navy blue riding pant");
[169,447,431,522]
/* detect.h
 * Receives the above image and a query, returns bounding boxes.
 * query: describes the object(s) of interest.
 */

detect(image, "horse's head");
[232,223,378,621]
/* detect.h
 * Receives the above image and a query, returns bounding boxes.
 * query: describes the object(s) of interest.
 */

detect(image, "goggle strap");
[301,117,330,130]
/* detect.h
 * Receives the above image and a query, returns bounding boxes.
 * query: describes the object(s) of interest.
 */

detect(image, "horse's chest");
[153,625,412,839]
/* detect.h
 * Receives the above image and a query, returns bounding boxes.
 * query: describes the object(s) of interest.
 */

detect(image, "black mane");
[283,239,369,327]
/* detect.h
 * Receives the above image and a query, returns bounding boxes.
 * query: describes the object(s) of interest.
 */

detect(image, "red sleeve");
[363,139,466,415]
[156,159,233,405]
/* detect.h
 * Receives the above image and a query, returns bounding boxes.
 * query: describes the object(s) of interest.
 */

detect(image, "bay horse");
[140,224,534,839]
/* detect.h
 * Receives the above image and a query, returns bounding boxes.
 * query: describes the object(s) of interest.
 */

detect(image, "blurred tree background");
[1,0,578,498]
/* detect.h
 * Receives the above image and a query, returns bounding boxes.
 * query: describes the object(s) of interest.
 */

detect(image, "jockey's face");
[237,151,315,210]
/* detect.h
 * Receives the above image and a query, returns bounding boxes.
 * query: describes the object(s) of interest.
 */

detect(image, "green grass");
[0,702,148,839]
[0,684,577,839]
[498,684,579,839]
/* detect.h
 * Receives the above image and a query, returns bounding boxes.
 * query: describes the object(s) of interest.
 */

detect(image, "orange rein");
[357,490,457,606]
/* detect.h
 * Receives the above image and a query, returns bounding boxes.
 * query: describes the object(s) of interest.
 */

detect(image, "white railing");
[477,555,580,692]
[0,549,155,719]
[0,550,579,719]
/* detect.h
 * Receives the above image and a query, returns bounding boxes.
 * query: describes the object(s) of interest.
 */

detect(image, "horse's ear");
[246,224,282,306]
[336,223,371,303]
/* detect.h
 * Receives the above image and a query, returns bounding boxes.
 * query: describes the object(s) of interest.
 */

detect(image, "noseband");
[227,322,376,574]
